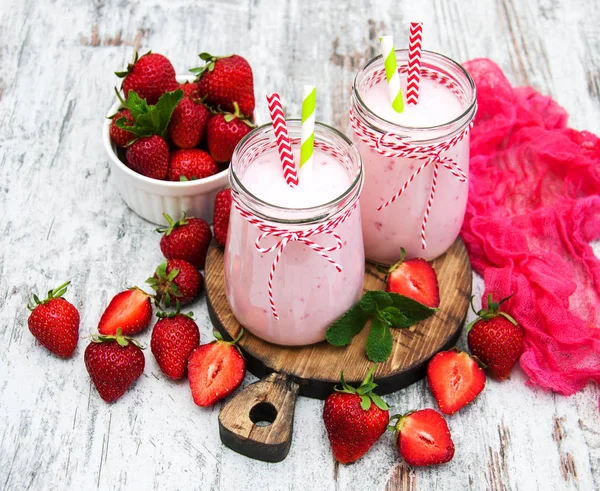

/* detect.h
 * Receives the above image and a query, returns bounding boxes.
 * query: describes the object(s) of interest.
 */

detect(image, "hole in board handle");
[249,402,278,427]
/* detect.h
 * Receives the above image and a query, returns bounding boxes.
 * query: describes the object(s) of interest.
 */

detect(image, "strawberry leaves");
[27,281,71,310]
[326,290,437,363]
[115,89,183,139]
[189,52,232,79]
[335,366,389,411]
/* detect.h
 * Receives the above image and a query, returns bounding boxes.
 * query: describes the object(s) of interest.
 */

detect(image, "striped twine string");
[266,93,299,187]
[349,101,472,250]
[233,197,358,319]
[379,36,404,113]
[406,22,424,105]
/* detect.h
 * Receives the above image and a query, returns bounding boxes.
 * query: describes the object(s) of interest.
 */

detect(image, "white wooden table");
[1,0,599,489]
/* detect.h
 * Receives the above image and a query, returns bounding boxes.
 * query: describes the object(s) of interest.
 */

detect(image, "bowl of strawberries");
[103,51,256,225]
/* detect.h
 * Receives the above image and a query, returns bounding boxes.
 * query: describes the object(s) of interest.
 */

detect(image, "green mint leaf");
[359,395,371,411]
[380,306,411,328]
[154,89,183,136]
[325,303,370,347]
[372,290,393,309]
[125,90,151,119]
[388,292,437,325]
[358,292,377,314]
[370,393,390,411]
[116,89,183,138]
[359,290,392,314]
[366,316,393,363]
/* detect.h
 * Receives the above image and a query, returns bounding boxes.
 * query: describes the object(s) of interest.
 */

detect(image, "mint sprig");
[115,89,183,139]
[325,290,437,363]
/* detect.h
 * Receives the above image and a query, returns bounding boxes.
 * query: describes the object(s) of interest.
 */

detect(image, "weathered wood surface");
[0,0,599,490]
[205,238,471,399]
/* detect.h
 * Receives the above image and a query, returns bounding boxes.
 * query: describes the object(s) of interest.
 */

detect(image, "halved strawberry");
[188,330,245,407]
[391,409,454,467]
[426,350,486,415]
[98,287,153,336]
[386,250,440,308]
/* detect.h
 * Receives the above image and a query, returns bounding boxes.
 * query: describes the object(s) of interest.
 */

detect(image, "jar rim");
[229,120,364,224]
[352,49,477,133]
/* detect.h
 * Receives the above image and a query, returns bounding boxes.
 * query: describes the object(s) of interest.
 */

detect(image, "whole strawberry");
[206,104,255,163]
[113,89,183,180]
[467,294,524,380]
[109,109,135,147]
[152,308,200,380]
[98,287,153,336]
[323,366,389,464]
[126,134,170,179]
[178,81,199,99]
[27,281,79,358]
[167,149,218,182]
[116,52,178,105]
[213,188,232,247]
[427,350,486,415]
[84,329,145,403]
[188,330,245,407]
[157,212,212,268]
[191,53,255,116]
[168,98,210,149]
[147,259,203,307]
[391,409,454,466]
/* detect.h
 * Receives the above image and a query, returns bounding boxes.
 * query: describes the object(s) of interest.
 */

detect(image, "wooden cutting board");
[205,237,472,462]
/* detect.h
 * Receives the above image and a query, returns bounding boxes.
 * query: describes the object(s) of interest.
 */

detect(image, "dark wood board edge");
[207,290,470,400]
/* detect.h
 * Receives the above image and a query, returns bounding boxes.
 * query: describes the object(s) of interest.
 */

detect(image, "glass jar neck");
[230,120,364,226]
[351,49,477,144]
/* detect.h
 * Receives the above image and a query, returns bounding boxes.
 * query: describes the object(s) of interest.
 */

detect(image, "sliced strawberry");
[188,331,245,407]
[393,409,454,467]
[386,251,440,308]
[98,287,153,336]
[427,350,486,415]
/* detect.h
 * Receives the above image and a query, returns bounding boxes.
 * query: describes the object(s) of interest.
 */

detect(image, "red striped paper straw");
[266,93,299,187]
[406,22,424,105]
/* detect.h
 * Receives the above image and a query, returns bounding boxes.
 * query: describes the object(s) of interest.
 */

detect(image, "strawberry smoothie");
[351,50,476,264]
[224,122,364,346]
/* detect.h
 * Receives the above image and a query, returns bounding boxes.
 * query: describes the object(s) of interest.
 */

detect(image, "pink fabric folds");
[461,58,600,396]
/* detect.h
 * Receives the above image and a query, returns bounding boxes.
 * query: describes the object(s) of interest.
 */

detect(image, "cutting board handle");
[218,372,300,463]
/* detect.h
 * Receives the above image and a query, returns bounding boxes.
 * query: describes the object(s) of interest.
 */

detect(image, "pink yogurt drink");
[350,50,477,264]
[224,121,364,346]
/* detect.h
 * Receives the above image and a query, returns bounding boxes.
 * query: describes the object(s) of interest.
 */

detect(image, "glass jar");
[350,49,477,264]
[224,121,364,346]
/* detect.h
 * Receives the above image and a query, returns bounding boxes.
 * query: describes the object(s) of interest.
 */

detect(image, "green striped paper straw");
[300,85,316,173]
[379,35,404,113]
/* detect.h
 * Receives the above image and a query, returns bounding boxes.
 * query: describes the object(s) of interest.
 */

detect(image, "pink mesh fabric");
[461,58,600,396]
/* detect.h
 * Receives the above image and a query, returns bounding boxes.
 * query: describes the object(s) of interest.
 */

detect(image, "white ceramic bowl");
[103,76,230,225]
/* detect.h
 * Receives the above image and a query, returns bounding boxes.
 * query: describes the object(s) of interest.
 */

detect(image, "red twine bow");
[233,197,357,319]
[350,106,471,249]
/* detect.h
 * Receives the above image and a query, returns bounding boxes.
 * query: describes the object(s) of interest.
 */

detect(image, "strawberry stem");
[387,411,415,433]
[156,301,193,319]
[27,281,71,310]
[467,293,517,330]
[156,212,191,236]
[387,248,407,274]
[334,365,389,411]
[146,261,182,308]
[91,328,145,349]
